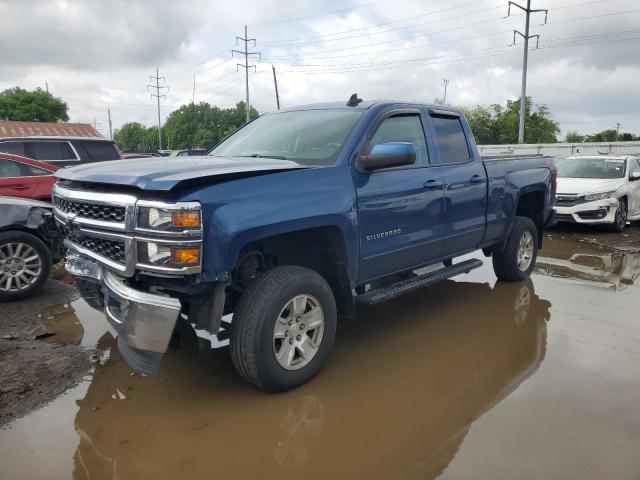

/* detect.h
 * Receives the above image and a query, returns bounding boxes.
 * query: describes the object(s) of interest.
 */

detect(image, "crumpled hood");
[556,177,624,195]
[55,156,308,191]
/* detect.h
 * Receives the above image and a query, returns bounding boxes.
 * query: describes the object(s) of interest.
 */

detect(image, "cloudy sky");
[0,0,638,139]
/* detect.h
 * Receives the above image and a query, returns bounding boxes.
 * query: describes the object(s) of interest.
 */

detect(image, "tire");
[492,216,538,282]
[230,265,337,392]
[609,198,627,232]
[0,231,51,302]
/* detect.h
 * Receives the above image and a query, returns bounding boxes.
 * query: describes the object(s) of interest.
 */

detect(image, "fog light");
[172,247,200,266]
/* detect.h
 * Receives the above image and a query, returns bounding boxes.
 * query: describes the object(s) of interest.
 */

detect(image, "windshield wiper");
[240,153,288,160]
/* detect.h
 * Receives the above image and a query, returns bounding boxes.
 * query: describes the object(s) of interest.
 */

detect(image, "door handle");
[10,186,29,190]
[423,179,443,189]
[469,175,484,184]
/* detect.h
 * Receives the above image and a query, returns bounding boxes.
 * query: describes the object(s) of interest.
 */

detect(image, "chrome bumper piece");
[66,254,181,375]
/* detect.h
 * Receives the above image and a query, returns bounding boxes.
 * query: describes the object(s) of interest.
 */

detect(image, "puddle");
[2,238,640,479]
[537,236,640,290]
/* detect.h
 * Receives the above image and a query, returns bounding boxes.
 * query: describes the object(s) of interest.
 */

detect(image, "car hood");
[556,177,625,195]
[55,156,308,191]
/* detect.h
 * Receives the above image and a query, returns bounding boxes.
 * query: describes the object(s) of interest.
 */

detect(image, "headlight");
[137,203,201,232]
[137,241,201,268]
[583,191,616,202]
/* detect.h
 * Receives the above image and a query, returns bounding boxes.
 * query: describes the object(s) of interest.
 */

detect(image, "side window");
[178,151,188,156]
[23,164,52,176]
[369,114,429,165]
[28,141,76,161]
[0,141,26,156]
[0,159,23,178]
[431,116,471,165]
[629,159,640,177]
[73,141,120,162]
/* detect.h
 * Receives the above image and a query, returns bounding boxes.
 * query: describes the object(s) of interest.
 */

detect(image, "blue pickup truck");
[53,96,556,391]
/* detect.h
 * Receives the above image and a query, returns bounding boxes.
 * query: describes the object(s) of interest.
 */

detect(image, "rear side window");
[23,164,52,176]
[0,141,26,156]
[0,159,27,177]
[432,116,471,165]
[72,140,120,162]
[28,141,77,161]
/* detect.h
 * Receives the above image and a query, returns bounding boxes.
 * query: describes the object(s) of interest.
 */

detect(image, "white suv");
[554,155,640,232]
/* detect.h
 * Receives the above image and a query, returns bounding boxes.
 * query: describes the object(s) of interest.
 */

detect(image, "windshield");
[555,157,627,179]
[208,109,364,166]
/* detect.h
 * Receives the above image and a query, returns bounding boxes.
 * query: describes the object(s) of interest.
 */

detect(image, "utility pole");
[107,109,113,140]
[45,81,49,93]
[232,25,261,123]
[616,122,621,141]
[147,68,168,150]
[272,65,280,110]
[509,1,548,143]
[441,78,449,105]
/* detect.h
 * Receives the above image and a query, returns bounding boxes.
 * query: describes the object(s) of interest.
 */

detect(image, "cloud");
[1,0,638,137]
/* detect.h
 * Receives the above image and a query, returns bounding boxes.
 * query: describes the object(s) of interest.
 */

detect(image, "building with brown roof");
[0,121,102,139]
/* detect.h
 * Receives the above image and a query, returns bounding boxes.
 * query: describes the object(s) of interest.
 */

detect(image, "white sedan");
[554,155,640,231]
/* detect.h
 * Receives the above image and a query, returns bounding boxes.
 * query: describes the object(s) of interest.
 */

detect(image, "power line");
[147,68,168,149]
[232,25,261,123]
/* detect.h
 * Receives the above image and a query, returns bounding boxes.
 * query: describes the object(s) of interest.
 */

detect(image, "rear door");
[428,110,487,257]
[354,107,446,282]
[0,158,37,198]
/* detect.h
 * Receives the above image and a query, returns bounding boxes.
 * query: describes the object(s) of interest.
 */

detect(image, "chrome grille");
[63,226,126,265]
[53,196,126,223]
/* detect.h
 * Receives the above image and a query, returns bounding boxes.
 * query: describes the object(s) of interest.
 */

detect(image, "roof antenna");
[346,93,362,107]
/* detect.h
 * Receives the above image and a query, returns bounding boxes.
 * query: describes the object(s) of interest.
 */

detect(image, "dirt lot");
[0,224,639,479]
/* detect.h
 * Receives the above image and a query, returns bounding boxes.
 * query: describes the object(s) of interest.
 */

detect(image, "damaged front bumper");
[66,255,181,375]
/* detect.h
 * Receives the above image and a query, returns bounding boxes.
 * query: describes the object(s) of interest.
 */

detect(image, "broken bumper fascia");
[66,254,181,375]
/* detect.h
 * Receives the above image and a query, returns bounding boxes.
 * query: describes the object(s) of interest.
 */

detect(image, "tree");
[565,131,585,143]
[0,87,69,122]
[462,97,560,144]
[113,122,147,150]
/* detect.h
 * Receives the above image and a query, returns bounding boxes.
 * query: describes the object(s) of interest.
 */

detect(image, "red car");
[0,153,59,201]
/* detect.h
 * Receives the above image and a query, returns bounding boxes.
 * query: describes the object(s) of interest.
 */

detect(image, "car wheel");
[492,216,538,282]
[609,198,627,232]
[0,231,51,302]
[230,265,337,392]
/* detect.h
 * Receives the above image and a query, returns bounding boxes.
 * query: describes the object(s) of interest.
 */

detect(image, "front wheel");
[230,265,337,392]
[0,231,51,302]
[492,216,538,282]
[609,198,627,232]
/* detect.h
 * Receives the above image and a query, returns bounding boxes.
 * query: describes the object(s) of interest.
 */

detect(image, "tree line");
[1,86,637,147]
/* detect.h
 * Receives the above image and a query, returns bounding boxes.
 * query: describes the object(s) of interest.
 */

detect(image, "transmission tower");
[147,68,168,149]
[232,26,261,123]
[508,1,548,143]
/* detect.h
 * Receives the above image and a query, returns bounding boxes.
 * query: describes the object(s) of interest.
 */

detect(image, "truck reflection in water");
[536,238,640,290]
[72,278,550,480]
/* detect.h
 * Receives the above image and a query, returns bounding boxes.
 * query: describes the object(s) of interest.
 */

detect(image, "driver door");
[628,158,640,218]
[354,108,446,282]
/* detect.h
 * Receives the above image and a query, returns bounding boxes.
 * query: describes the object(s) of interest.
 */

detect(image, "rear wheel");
[230,265,337,392]
[0,231,51,302]
[492,216,538,282]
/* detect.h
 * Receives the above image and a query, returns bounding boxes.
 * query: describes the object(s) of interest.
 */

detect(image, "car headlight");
[583,191,615,202]
[137,241,201,268]
[137,203,201,232]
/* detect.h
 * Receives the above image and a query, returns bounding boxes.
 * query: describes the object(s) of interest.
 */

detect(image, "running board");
[355,259,483,305]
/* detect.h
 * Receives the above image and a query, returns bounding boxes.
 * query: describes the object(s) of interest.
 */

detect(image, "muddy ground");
[0,264,96,424]
[0,223,639,479]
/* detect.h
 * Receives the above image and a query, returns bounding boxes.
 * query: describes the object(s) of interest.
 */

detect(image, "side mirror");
[358,142,416,171]
[630,172,640,181]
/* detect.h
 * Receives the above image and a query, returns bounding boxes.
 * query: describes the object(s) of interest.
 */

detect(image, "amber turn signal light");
[171,211,201,228]
[171,247,200,266]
